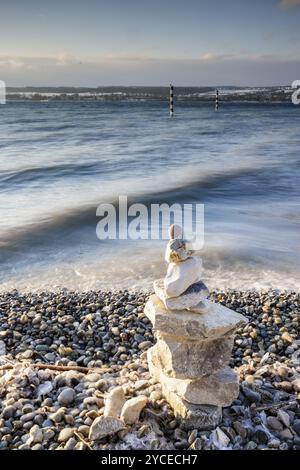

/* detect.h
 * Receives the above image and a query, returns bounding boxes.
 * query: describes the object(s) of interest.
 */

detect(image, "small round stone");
[58,428,74,442]
[2,406,16,420]
[58,388,75,406]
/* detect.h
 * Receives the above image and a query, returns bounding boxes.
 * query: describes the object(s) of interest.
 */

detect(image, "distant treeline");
[7,86,225,94]
[6,86,293,103]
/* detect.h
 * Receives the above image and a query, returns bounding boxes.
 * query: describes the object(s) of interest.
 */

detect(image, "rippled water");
[0,100,299,292]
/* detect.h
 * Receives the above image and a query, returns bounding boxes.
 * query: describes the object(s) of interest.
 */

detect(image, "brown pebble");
[245,375,255,384]
[277,367,289,379]
[276,381,293,392]
[281,332,293,344]
[292,378,300,393]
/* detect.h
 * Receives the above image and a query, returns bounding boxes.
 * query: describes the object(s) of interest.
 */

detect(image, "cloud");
[199,53,216,61]
[0,57,25,68]
[1,53,299,87]
[198,52,296,63]
[0,52,298,70]
[279,0,300,9]
[55,54,77,66]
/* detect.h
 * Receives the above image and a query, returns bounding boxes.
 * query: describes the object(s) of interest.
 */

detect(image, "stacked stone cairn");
[145,224,248,430]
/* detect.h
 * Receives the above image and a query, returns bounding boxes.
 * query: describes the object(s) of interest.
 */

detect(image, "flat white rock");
[89,416,125,441]
[144,294,247,340]
[154,279,209,310]
[164,257,202,298]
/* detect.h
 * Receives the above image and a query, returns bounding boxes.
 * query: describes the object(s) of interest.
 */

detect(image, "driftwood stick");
[74,431,93,450]
[256,400,297,412]
[0,363,110,374]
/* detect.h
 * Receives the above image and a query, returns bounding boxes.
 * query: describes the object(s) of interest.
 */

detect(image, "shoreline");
[1,286,299,296]
[0,289,300,450]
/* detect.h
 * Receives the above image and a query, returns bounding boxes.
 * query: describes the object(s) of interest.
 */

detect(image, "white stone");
[148,346,239,406]
[89,416,125,441]
[28,425,43,444]
[145,295,247,340]
[154,279,209,310]
[164,257,202,298]
[104,386,126,418]
[120,396,148,425]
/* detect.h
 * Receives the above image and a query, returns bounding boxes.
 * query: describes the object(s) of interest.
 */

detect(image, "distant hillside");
[6,86,293,102]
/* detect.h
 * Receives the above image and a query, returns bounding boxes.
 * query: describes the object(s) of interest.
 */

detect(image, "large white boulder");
[154,333,234,379]
[148,346,239,407]
[145,295,247,340]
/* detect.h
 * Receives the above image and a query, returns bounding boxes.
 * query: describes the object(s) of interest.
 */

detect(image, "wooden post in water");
[215,89,219,111]
[170,84,174,117]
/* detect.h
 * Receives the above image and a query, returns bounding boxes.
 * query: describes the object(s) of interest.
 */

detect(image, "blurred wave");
[0,100,299,291]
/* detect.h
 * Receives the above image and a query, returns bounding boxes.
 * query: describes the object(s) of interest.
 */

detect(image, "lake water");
[0,100,299,292]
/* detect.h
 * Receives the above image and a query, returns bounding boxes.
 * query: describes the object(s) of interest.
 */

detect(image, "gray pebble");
[64,437,77,450]
[2,406,15,420]
[241,386,261,404]
[293,419,300,436]
[58,388,75,406]
[267,416,283,432]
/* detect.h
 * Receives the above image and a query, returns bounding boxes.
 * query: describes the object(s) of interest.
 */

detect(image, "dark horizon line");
[6,84,290,90]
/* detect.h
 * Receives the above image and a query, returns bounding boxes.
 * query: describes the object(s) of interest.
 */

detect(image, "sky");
[0,0,300,86]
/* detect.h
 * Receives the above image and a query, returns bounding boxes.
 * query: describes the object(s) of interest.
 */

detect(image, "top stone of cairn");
[165,224,193,263]
[169,224,183,240]
[155,223,209,310]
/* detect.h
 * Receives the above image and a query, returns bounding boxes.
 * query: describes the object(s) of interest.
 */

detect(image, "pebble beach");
[0,289,300,451]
